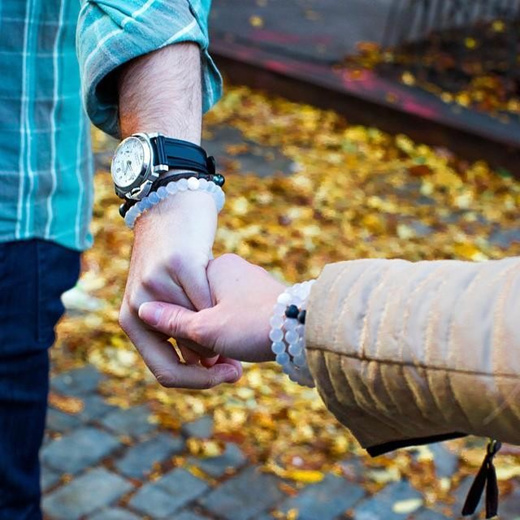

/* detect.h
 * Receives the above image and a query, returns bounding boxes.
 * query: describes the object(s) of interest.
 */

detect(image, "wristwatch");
[110,132,216,201]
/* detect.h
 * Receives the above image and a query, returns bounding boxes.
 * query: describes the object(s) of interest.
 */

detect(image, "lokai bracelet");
[269,280,316,387]
[124,176,225,229]
[119,171,225,218]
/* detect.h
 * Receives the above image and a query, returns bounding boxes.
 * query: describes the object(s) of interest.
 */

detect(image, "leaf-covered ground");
[53,86,520,513]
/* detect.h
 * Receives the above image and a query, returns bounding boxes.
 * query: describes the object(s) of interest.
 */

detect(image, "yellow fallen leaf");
[48,392,84,414]
[366,466,400,484]
[231,196,249,216]
[283,469,325,484]
[392,498,423,514]
[397,224,415,240]
[453,242,482,261]
[187,465,212,481]
[286,509,299,520]
[496,465,520,481]
[249,15,264,27]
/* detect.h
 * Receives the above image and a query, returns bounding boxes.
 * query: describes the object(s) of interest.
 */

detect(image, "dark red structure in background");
[209,0,520,175]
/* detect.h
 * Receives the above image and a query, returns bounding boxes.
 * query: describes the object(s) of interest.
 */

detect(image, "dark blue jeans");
[0,240,80,520]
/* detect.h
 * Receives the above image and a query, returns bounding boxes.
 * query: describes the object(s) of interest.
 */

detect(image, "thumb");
[139,301,201,343]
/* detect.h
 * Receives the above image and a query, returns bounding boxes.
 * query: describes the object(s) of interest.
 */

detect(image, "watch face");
[111,136,147,188]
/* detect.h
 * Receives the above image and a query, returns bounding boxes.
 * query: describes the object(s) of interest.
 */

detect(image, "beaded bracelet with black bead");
[269,280,316,387]
[123,176,225,229]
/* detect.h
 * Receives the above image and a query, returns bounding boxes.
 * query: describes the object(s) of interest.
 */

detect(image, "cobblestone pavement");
[41,365,520,520]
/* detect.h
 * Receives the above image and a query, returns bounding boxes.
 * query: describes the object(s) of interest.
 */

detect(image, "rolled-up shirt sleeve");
[76,0,222,137]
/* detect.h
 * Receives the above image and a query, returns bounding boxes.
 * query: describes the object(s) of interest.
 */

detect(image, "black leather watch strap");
[151,136,216,175]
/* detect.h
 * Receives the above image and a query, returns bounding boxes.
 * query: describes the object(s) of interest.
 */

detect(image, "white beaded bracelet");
[124,177,225,229]
[269,280,316,387]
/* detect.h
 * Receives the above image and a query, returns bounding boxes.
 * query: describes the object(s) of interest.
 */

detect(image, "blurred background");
[44,2,520,519]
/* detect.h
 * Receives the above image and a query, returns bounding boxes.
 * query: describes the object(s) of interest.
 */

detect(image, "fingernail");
[223,367,239,382]
[139,302,163,326]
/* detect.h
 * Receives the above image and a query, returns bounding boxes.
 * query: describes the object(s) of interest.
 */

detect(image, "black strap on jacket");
[366,432,467,457]
[462,439,502,519]
[367,433,502,519]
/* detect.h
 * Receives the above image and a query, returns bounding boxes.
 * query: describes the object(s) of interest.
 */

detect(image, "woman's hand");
[139,254,286,363]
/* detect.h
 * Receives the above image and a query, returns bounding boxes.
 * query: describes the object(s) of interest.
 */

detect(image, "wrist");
[134,189,218,230]
[269,281,316,387]
[129,177,220,233]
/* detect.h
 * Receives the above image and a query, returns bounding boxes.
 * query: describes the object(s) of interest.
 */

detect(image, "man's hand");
[116,44,241,389]
[119,192,242,389]
[139,254,287,365]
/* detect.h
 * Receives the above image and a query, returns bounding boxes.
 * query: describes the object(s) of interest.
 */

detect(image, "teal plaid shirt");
[0,0,221,251]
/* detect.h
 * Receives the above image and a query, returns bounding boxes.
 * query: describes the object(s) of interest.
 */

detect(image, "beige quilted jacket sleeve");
[305,257,520,453]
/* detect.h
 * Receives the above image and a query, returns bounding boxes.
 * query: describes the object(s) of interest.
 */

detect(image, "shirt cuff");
[77,0,222,138]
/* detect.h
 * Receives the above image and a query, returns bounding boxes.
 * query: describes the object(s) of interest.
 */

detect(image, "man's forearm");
[118,43,202,144]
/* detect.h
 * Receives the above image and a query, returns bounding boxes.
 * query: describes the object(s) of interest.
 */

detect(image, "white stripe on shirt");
[15,0,33,239]
[23,0,37,237]
[45,0,67,238]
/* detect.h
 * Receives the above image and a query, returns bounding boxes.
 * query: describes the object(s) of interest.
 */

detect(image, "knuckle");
[202,377,215,390]
[166,252,186,276]
[126,293,141,315]
[118,305,132,332]
[140,271,160,294]
[165,309,181,335]
[167,251,206,278]
[188,316,207,345]
[220,253,240,266]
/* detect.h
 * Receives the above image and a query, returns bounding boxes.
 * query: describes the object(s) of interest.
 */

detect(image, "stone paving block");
[128,485,174,518]
[129,468,209,518]
[353,480,423,520]
[409,220,433,237]
[46,408,81,433]
[51,365,103,396]
[89,508,140,520]
[181,415,214,439]
[338,458,366,482]
[43,468,132,520]
[278,473,365,520]
[41,466,61,492]
[115,433,185,479]
[78,395,117,422]
[42,427,120,474]
[429,443,458,479]
[100,404,156,438]
[188,443,246,478]
[490,228,520,248]
[413,510,450,520]
[155,468,210,501]
[199,466,285,520]
[500,486,520,520]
